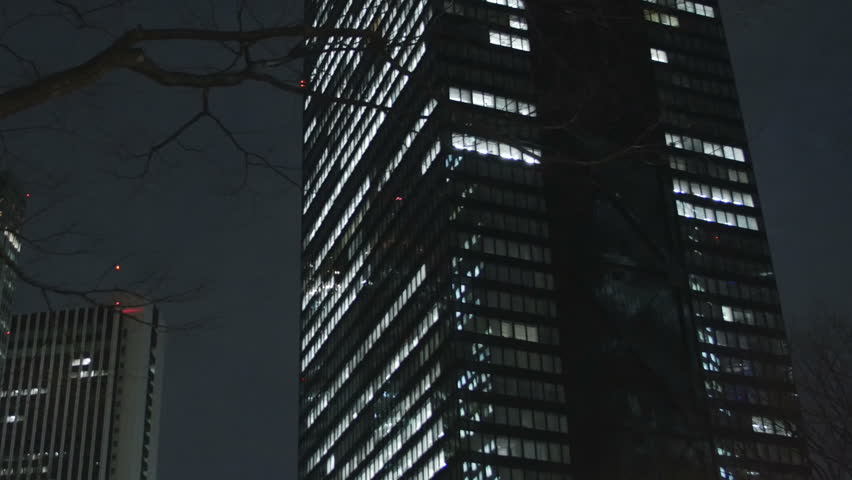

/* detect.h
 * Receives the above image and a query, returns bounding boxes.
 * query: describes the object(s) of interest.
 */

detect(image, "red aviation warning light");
[299,79,308,88]
[114,264,121,271]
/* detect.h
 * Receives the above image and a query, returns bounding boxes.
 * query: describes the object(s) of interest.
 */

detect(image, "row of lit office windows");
[644,0,715,18]
[692,299,783,331]
[751,415,796,437]
[666,132,746,162]
[698,326,788,356]
[676,199,759,231]
[485,0,525,9]
[644,9,680,27]
[451,134,541,165]
[673,178,755,207]
[712,410,798,442]
[449,87,536,117]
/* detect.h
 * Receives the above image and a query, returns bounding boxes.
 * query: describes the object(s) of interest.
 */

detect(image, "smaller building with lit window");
[0,297,164,479]
[0,172,25,379]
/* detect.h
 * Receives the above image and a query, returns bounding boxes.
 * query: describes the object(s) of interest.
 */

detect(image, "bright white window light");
[650,48,669,63]
[485,0,526,9]
[644,0,715,18]
[449,87,536,116]
[644,9,680,27]
[509,15,528,30]
[489,31,530,51]
[666,132,746,162]
[71,357,92,367]
[451,133,541,164]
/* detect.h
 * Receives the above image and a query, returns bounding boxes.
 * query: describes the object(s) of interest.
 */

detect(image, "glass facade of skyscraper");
[299,1,808,479]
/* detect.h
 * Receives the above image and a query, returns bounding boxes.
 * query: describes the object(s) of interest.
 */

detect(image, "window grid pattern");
[644,0,715,18]
[647,7,808,477]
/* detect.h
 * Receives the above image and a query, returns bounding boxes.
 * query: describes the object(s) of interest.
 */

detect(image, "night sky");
[1,0,850,479]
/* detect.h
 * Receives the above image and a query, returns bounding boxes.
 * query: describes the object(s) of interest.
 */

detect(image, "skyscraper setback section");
[299,1,809,479]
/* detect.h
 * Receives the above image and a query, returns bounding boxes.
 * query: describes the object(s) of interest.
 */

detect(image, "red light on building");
[5,331,10,335]
[114,264,121,271]
[121,307,145,314]
[114,301,121,306]
[300,79,307,88]
[395,196,403,201]
[25,193,30,198]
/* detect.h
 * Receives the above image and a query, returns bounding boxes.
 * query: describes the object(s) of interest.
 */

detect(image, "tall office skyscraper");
[299,1,808,479]
[0,300,164,479]
[0,173,24,378]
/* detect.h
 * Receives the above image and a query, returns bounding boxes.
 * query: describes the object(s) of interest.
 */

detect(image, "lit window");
[451,133,541,164]
[448,86,536,116]
[675,200,759,231]
[644,9,680,27]
[485,0,526,9]
[71,357,92,367]
[673,178,755,207]
[644,0,715,18]
[509,15,528,30]
[489,31,530,51]
[666,132,746,162]
[752,416,795,437]
[650,48,669,63]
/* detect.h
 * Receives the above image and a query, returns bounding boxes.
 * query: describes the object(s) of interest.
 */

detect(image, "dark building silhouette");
[299,1,808,479]
[0,300,164,479]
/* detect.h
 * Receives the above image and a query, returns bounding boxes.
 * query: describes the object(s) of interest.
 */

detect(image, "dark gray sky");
[2,0,851,479]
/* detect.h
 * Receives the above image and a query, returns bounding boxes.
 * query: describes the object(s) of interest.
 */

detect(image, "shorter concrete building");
[0,298,164,479]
